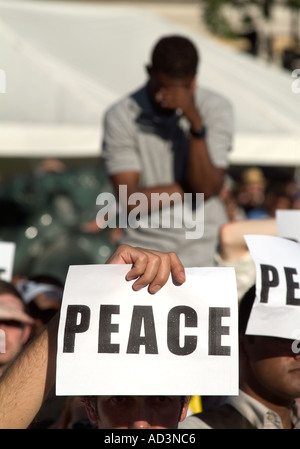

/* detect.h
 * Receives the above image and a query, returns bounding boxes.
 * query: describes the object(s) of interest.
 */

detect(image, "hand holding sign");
[0,244,189,430]
[56,264,238,396]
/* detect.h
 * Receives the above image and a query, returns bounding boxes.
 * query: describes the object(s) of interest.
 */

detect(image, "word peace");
[63,304,231,356]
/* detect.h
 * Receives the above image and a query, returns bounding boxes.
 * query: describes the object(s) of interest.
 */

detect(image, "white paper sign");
[56,265,239,396]
[244,234,300,339]
[276,209,300,243]
[0,242,16,282]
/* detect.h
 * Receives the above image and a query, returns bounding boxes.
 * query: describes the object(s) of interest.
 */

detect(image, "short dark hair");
[28,274,63,288]
[150,35,199,78]
[238,285,256,336]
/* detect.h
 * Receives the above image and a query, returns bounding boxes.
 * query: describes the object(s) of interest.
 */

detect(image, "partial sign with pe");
[56,265,239,396]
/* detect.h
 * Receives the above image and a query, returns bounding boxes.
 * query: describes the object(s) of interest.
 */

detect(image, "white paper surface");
[0,242,16,282]
[244,235,300,339]
[56,265,239,396]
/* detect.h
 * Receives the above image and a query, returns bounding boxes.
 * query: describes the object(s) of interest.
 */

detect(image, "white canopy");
[1,0,299,166]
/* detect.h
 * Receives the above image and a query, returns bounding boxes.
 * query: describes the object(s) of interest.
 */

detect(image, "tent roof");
[1,0,299,165]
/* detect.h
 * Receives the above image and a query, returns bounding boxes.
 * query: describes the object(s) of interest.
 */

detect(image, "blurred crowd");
[1,157,299,285]
[221,166,300,223]
[0,158,119,284]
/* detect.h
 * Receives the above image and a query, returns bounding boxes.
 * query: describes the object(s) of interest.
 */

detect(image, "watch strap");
[190,126,206,139]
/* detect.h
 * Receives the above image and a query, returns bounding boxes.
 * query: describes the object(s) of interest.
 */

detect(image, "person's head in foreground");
[84,395,190,429]
[239,286,300,414]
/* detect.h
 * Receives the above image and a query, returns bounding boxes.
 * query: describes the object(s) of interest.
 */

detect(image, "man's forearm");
[111,172,184,214]
[187,137,225,198]
[183,104,225,199]
[0,314,59,429]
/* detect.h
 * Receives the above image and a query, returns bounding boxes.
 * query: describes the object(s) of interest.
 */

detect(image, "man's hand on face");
[148,70,197,118]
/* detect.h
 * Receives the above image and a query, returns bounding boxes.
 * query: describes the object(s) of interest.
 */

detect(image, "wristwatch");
[190,126,206,139]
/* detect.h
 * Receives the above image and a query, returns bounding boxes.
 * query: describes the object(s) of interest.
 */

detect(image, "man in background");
[102,34,233,267]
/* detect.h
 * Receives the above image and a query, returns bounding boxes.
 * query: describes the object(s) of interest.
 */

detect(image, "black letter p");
[63,305,90,353]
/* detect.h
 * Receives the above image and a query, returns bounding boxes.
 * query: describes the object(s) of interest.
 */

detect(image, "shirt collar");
[131,83,181,127]
[291,401,300,428]
[229,390,269,428]
[229,390,300,429]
